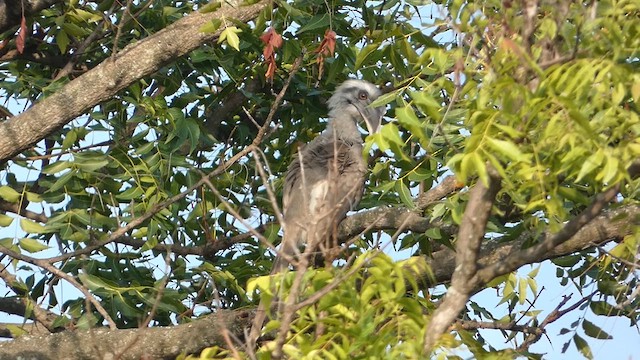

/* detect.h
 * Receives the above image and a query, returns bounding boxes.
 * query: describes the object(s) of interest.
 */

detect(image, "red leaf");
[0,39,8,51]
[313,29,337,80]
[314,29,336,57]
[323,29,336,56]
[265,61,276,80]
[260,28,283,49]
[260,28,283,81]
[16,16,27,54]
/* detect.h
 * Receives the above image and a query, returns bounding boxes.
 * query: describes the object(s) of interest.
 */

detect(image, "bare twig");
[517,291,596,352]
[0,247,117,329]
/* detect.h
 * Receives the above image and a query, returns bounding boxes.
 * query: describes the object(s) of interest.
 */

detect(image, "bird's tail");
[271,224,303,273]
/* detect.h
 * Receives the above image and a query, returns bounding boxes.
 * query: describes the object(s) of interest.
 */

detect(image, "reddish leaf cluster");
[314,29,336,79]
[260,27,283,81]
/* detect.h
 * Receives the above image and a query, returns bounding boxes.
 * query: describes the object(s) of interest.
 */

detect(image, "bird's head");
[327,80,385,134]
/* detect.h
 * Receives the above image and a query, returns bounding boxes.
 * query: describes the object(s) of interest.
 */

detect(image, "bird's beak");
[363,106,384,134]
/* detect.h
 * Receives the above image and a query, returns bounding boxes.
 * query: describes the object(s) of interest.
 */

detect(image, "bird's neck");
[323,115,362,143]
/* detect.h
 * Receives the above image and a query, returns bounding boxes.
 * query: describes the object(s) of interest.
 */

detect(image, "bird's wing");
[278,138,366,266]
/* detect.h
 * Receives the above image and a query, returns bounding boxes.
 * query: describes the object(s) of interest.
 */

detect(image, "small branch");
[0,199,48,223]
[454,319,542,335]
[517,291,596,352]
[0,247,117,329]
[477,183,621,284]
[0,268,59,332]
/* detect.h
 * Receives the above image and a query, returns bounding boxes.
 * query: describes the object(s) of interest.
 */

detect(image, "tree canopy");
[0,0,638,359]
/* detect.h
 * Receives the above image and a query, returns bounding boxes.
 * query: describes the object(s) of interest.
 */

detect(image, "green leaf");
[5,324,28,337]
[247,275,274,296]
[200,19,222,33]
[20,219,48,234]
[573,334,593,359]
[0,186,21,203]
[394,180,416,209]
[632,76,640,104]
[355,44,380,70]
[576,149,604,182]
[0,214,13,227]
[56,30,70,53]
[198,1,221,13]
[582,319,613,340]
[116,186,144,200]
[369,90,398,108]
[485,138,528,162]
[42,161,71,174]
[296,14,330,34]
[19,238,49,253]
[218,26,241,50]
[518,279,527,305]
[78,273,113,292]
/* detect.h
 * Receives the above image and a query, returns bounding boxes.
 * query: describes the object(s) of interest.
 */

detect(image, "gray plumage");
[273,80,386,271]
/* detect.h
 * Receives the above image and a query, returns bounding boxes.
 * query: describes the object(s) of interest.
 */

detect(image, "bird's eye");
[358,91,368,100]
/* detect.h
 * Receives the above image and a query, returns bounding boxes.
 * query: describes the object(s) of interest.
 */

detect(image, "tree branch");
[0,0,271,163]
[0,309,255,360]
[423,167,502,354]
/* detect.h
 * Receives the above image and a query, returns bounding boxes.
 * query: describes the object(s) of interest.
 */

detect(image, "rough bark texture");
[423,167,501,353]
[0,309,254,360]
[0,0,270,163]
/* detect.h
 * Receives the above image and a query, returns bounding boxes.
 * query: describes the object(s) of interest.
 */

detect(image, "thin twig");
[0,247,117,329]
[517,291,596,352]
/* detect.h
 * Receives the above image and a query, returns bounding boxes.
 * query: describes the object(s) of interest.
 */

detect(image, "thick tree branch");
[476,183,621,284]
[407,204,640,287]
[423,167,501,354]
[0,0,270,163]
[0,309,254,360]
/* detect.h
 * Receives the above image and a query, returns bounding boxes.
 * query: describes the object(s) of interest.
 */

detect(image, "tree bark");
[0,309,254,360]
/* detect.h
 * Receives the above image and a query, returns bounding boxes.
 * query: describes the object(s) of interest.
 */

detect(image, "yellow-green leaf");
[19,238,49,253]
[576,149,604,181]
[573,334,593,359]
[218,26,241,51]
[0,214,13,227]
[395,180,416,209]
[355,43,380,70]
[20,219,47,234]
[486,138,528,162]
[199,1,221,13]
[0,186,21,202]
[200,19,222,33]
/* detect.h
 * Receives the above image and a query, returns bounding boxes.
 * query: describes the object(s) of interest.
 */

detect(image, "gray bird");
[273,79,386,271]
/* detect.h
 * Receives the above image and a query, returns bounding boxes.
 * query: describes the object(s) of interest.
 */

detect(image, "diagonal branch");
[476,182,621,284]
[0,0,271,163]
[423,167,501,354]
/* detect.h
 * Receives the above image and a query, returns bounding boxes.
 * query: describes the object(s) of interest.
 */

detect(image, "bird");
[248,80,386,348]
[273,79,386,272]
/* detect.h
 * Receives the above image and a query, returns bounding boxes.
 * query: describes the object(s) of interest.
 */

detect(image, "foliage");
[0,0,639,359]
